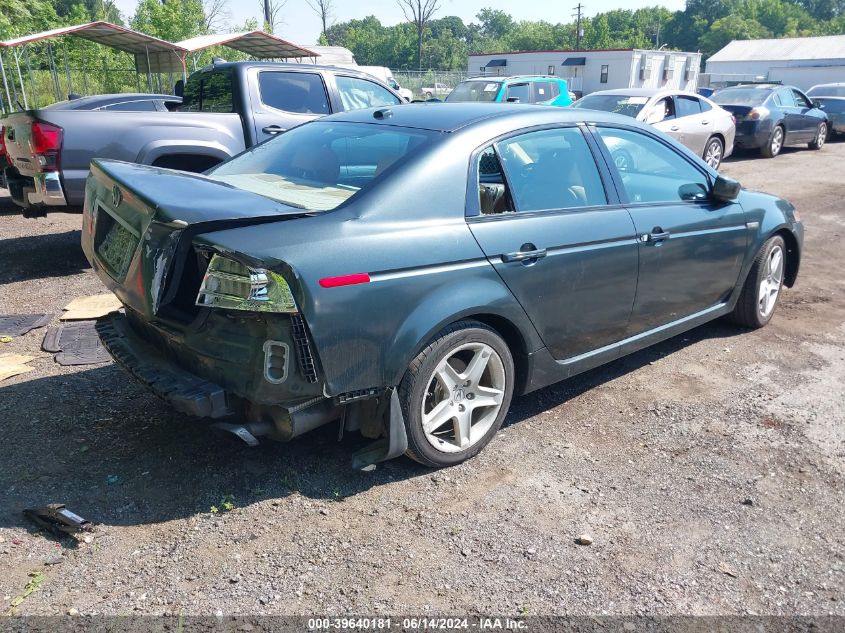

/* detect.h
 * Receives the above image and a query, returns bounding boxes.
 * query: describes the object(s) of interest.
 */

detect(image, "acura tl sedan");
[712,84,828,157]
[82,104,803,469]
[572,88,735,169]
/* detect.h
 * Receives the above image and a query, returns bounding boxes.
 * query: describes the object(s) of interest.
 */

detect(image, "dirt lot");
[0,141,843,619]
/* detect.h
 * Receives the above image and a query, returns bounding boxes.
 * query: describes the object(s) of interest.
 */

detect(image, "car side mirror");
[711,175,741,202]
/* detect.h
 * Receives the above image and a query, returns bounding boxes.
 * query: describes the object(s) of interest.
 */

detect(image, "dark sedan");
[81,104,803,469]
[807,83,845,136]
[712,84,828,157]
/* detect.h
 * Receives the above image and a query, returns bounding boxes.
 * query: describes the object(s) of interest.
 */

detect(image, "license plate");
[97,218,137,280]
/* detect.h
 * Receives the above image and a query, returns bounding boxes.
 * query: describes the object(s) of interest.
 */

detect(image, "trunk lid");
[83,159,309,323]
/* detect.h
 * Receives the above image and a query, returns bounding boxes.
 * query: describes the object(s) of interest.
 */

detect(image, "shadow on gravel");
[0,320,746,531]
[0,229,90,284]
[504,318,746,427]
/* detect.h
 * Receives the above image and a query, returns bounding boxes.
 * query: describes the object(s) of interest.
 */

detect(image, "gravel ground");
[0,141,843,618]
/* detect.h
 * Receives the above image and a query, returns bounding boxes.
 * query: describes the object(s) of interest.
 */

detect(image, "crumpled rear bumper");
[96,313,234,419]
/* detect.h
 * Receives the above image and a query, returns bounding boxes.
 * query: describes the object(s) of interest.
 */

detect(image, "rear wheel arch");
[387,306,534,391]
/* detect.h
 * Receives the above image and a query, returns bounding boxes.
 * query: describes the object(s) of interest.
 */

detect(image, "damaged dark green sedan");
[82,103,803,468]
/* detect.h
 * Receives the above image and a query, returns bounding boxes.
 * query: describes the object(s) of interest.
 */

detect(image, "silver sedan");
[573,88,736,169]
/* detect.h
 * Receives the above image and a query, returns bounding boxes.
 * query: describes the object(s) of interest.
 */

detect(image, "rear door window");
[675,96,702,118]
[777,89,797,107]
[258,71,330,114]
[532,82,553,102]
[505,83,530,103]
[495,127,607,212]
[336,76,401,111]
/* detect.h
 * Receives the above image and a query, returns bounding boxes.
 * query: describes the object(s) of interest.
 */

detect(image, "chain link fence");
[391,70,468,100]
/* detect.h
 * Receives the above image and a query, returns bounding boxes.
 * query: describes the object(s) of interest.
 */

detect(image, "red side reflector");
[319,273,370,288]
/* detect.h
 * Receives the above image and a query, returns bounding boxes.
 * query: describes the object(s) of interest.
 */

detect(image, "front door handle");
[501,247,547,263]
[670,125,681,131]
[701,120,710,125]
[262,125,286,135]
[641,227,670,243]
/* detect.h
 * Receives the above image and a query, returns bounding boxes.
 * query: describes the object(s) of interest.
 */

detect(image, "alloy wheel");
[758,245,784,319]
[816,123,827,148]
[771,127,784,156]
[705,139,723,168]
[420,342,506,453]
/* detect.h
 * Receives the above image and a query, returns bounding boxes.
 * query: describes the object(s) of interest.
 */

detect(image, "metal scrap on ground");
[43,321,112,366]
[23,504,93,537]
[0,353,36,382]
[61,294,122,321]
[0,314,51,337]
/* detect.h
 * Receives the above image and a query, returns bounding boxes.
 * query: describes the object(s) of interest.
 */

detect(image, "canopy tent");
[0,23,321,111]
[0,22,187,110]
[175,32,318,68]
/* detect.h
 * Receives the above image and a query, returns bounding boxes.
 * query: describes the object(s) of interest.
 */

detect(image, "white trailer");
[468,49,702,97]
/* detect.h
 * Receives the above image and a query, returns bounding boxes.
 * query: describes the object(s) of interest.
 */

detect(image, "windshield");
[446,81,502,103]
[808,85,845,97]
[571,94,649,117]
[712,87,772,105]
[208,122,436,211]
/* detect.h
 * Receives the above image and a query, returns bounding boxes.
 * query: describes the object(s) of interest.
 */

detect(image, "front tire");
[730,236,786,329]
[703,136,724,169]
[761,125,784,158]
[399,321,514,468]
[809,122,827,149]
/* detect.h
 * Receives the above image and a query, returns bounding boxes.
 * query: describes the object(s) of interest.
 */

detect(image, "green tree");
[699,13,773,57]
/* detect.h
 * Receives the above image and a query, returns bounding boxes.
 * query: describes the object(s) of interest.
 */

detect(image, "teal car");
[446,76,573,107]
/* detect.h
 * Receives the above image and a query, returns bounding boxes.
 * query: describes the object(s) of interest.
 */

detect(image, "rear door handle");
[670,125,681,131]
[502,248,547,263]
[262,125,286,135]
[701,120,710,125]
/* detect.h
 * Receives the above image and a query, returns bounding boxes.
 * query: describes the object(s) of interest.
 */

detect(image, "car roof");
[461,75,560,83]
[45,93,178,110]
[196,60,389,81]
[583,88,699,98]
[324,102,640,133]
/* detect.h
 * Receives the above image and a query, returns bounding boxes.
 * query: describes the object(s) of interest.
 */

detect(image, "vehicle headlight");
[196,254,297,313]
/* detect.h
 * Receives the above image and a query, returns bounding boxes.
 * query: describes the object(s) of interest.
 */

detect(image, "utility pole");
[652,16,662,49]
[264,0,272,32]
[573,3,584,50]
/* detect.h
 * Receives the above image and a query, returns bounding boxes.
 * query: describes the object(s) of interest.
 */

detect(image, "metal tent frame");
[0,24,322,111]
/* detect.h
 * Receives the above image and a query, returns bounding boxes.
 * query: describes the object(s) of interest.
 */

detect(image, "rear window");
[571,94,649,118]
[446,81,502,103]
[258,71,329,114]
[807,85,845,97]
[712,88,772,105]
[181,70,234,113]
[208,122,436,211]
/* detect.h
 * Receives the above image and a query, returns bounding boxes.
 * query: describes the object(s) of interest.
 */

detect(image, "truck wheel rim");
[758,245,784,318]
[421,342,506,454]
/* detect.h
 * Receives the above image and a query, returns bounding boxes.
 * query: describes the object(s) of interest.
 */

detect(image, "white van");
[357,66,414,102]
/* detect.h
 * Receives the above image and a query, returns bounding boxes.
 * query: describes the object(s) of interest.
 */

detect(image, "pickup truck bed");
[1,61,404,216]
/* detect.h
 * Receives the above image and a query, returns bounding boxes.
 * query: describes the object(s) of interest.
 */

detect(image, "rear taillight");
[0,126,6,158]
[748,106,769,121]
[30,121,63,171]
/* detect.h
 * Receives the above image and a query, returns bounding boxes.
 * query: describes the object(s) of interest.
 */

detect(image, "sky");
[112,0,687,46]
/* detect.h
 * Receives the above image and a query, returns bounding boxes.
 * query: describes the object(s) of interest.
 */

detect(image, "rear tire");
[808,122,827,150]
[399,320,514,468]
[730,235,786,329]
[703,136,724,169]
[760,125,784,158]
